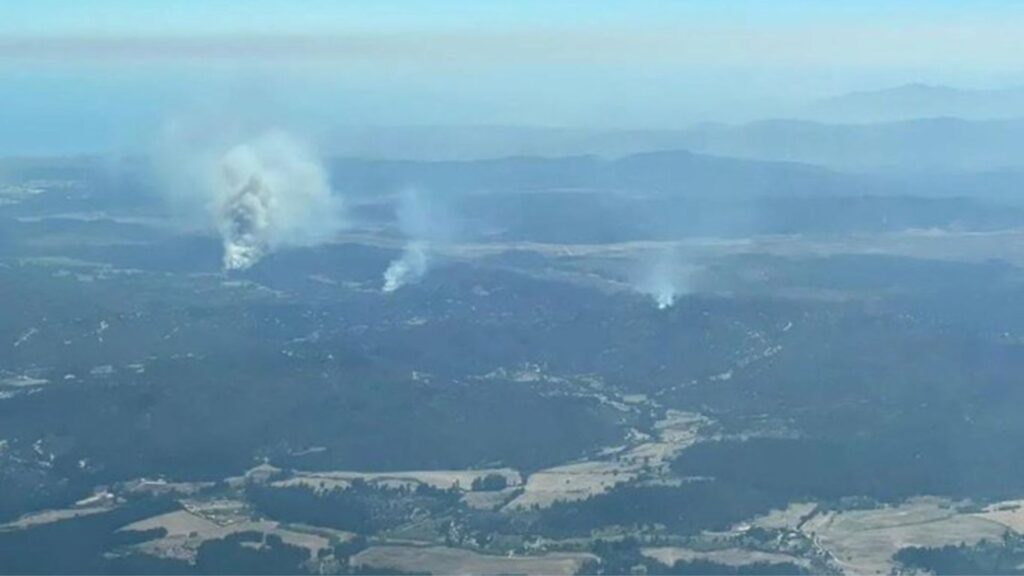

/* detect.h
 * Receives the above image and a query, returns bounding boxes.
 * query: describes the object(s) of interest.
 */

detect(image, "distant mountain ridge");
[679,117,1024,171]
[317,83,1024,168]
[807,83,1024,122]
[329,149,849,201]
[324,116,1024,171]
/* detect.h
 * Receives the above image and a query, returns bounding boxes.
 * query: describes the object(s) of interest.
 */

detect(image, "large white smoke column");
[211,132,344,270]
[157,124,344,271]
[382,189,454,292]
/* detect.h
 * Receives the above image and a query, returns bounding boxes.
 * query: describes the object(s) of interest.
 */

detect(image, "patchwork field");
[351,545,596,575]
[505,411,708,510]
[800,498,1008,575]
[273,467,522,493]
[971,499,1024,533]
[120,505,336,562]
[641,546,810,570]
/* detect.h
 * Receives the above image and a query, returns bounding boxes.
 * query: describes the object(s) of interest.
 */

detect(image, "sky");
[3,0,1024,154]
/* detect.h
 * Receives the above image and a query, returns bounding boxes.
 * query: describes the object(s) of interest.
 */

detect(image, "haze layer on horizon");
[3,0,1024,155]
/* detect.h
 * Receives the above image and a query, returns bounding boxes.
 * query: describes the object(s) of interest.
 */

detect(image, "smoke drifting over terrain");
[157,127,345,270]
[383,241,428,293]
[382,189,455,292]
[634,249,697,310]
[215,132,344,270]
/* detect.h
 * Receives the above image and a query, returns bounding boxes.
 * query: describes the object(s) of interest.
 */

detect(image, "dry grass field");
[351,545,596,575]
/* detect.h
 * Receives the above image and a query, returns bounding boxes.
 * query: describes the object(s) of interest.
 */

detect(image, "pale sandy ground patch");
[0,492,118,531]
[0,505,113,531]
[972,499,1024,533]
[276,468,522,494]
[339,228,1024,271]
[641,546,811,569]
[120,506,333,562]
[800,497,1007,575]
[504,411,708,510]
[121,478,214,497]
[351,545,596,575]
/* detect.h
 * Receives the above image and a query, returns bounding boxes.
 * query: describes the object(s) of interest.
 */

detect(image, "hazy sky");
[3,0,1024,154]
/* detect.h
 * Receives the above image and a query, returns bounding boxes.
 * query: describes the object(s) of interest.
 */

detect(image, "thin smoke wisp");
[383,241,428,293]
[382,189,455,292]
[634,248,698,309]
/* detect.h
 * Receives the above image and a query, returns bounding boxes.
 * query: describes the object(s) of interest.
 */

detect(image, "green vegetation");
[248,481,461,534]
[0,497,179,574]
[193,532,310,575]
[894,534,1024,575]
[533,484,787,538]
[580,538,809,576]
[470,473,509,492]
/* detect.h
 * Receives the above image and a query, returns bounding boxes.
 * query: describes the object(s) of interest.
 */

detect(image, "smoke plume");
[383,241,428,293]
[157,125,344,270]
[634,248,698,309]
[381,189,455,292]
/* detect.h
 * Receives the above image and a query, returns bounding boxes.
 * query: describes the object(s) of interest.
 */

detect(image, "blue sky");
[5,1,1023,35]
[3,1,1024,154]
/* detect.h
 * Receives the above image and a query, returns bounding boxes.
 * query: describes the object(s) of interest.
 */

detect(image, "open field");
[972,500,1024,533]
[505,411,708,510]
[351,545,596,575]
[747,502,818,531]
[334,228,1024,269]
[0,504,114,531]
[800,497,1008,575]
[641,546,811,569]
[273,467,522,493]
[120,478,215,497]
[120,507,334,562]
